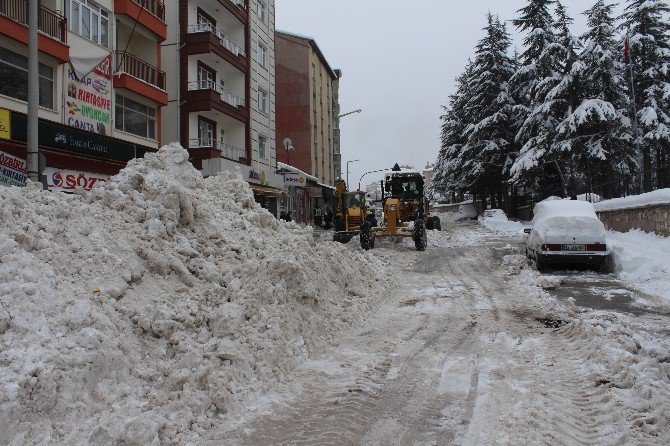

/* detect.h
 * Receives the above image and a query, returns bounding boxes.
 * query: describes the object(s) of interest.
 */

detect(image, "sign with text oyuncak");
[65,55,113,135]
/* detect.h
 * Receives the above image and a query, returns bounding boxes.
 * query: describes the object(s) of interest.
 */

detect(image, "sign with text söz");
[65,55,112,135]
[0,150,26,187]
[44,167,109,192]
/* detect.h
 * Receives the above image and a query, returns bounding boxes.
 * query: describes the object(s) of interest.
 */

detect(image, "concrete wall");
[597,205,670,237]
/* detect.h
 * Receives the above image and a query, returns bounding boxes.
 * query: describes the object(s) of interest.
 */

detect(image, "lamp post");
[346,159,360,189]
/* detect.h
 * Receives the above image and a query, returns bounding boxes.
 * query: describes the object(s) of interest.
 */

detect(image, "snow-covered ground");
[0,145,389,445]
[607,229,670,303]
[594,188,670,211]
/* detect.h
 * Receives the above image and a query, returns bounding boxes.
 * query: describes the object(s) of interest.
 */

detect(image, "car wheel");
[599,254,613,274]
[536,255,546,272]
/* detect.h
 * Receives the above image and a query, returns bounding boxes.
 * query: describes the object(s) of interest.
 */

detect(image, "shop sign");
[248,169,271,186]
[44,167,109,192]
[65,55,113,135]
[0,108,10,140]
[0,151,26,187]
[306,186,322,198]
[10,113,153,162]
[283,174,306,187]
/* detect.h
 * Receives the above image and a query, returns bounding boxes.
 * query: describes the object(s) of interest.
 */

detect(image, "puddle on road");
[546,273,663,317]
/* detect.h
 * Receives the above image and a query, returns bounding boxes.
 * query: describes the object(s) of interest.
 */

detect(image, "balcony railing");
[131,0,165,21]
[187,23,245,57]
[115,51,166,90]
[188,79,246,108]
[229,0,246,8]
[0,0,67,43]
[189,138,246,159]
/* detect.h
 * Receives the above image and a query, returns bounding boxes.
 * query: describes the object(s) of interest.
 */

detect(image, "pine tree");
[433,63,475,199]
[510,0,565,195]
[554,0,636,198]
[621,0,670,190]
[459,14,517,208]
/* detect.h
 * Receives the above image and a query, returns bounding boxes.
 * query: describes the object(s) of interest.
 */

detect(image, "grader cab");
[333,179,377,243]
[360,164,441,251]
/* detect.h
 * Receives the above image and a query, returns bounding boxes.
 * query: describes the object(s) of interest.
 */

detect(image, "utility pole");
[27,0,39,182]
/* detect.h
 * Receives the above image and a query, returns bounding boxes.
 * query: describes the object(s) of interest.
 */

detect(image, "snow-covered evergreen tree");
[433,63,475,198]
[621,0,670,190]
[510,0,565,193]
[459,14,517,207]
[554,0,636,198]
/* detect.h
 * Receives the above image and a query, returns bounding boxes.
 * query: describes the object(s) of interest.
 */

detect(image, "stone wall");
[596,205,670,237]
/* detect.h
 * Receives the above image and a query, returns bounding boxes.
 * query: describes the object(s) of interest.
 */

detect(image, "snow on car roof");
[532,199,604,237]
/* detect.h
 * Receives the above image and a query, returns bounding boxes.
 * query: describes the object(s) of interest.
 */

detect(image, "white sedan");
[525,200,613,273]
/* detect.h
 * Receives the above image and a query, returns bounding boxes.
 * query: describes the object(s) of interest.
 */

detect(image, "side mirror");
[523,228,532,234]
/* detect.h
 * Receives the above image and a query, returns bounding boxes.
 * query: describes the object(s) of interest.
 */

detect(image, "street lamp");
[346,159,360,189]
[338,109,362,119]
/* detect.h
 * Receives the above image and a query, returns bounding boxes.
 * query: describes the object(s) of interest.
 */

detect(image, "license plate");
[562,244,586,252]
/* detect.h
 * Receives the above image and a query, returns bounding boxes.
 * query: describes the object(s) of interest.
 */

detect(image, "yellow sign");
[0,108,10,139]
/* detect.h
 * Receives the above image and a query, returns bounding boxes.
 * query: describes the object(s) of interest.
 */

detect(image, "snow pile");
[0,144,387,445]
[478,209,525,237]
[607,229,670,303]
[531,200,605,240]
[594,188,670,212]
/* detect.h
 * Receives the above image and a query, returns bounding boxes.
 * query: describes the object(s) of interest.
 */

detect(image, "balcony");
[115,0,167,41]
[113,52,168,105]
[184,23,248,73]
[0,0,68,62]
[220,0,248,23]
[189,138,246,160]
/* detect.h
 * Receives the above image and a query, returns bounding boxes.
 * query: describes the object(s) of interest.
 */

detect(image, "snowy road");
[207,222,670,445]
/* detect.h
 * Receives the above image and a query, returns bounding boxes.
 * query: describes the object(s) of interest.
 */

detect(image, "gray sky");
[275,0,625,188]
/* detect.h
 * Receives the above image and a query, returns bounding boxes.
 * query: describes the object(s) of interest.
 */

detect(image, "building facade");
[161,0,282,215]
[275,31,341,225]
[0,0,167,189]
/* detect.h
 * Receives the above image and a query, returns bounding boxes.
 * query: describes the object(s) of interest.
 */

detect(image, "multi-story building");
[275,31,341,225]
[161,0,282,215]
[0,0,167,190]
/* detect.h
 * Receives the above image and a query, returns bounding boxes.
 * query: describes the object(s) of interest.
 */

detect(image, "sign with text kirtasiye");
[0,151,26,187]
[65,55,113,135]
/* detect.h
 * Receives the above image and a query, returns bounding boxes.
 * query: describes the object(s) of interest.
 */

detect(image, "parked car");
[524,200,612,272]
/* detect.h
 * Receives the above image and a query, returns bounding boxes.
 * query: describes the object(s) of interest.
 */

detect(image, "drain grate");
[536,318,568,329]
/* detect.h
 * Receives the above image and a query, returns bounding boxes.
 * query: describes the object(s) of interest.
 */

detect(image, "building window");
[65,0,110,48]
[258,134,267,159]
[257,87,267,113]
[197,62,216,89]
[198,117,215,147]
[257,41,267,67]
[197,8,215,30]
[0,46,53,109]
[257,0,267,23]
[115,94,156,139]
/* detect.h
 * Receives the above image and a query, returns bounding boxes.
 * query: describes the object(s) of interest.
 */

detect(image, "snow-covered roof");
[594,188,670,212]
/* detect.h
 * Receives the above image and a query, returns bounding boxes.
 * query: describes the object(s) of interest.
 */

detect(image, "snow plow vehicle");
[333,179,377,243]
[360,164,441,251]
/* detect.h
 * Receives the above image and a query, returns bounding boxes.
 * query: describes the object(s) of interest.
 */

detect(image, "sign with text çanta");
[65,55,112,135]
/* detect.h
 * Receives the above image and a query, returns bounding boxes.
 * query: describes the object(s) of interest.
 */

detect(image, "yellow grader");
[359,164,441,251]
[333,179,377,243]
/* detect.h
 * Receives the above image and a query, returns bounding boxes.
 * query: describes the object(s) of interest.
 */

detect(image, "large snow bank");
[0,144,387,445]
[479,209,525,237]
[607,229,670,303]
[531,200,605,238]
[594,188,670,212]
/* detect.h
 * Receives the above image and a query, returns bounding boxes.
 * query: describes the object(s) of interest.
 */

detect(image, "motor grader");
[360,164,441,251]
[333,179,377,243]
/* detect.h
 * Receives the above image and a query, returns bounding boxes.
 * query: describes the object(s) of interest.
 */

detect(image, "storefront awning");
[249,184,287,197]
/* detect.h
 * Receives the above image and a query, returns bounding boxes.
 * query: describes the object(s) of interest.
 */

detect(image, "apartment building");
[161,0,282,215]
[275,31,342,224]
[0,0,167,190]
